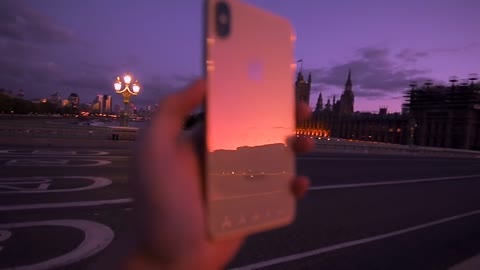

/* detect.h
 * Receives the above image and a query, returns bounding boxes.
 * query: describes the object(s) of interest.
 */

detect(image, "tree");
[0,93,14,113]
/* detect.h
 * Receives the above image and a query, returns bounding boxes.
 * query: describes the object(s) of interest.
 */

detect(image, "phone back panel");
[204,0,297,240]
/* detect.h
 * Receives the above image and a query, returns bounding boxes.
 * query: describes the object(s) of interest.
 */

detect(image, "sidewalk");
[0,136,135,149]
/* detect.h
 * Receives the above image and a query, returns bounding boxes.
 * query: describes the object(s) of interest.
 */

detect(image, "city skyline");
[0,0,479,112]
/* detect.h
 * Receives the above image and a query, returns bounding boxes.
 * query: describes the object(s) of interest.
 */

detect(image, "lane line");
[310,174,480,191]
[0,149,109,156]
[1,159,111,167]
[0,155,129,159]
[229,208,480,270]
[298,157,477,161]
[3,175,479,210]
[0,176,112,194]
[0,219,113,270]
[32,150,109,155]
[0,198,133,211]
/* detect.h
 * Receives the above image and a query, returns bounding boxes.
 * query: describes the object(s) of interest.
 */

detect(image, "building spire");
[315,91,323,113]
[296,71,304,82]
[346,68,352,86]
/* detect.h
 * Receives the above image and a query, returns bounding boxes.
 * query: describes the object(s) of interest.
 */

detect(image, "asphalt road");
[1,144,480,270]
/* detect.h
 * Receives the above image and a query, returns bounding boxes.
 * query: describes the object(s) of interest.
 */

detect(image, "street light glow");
[114,73,141,127]
[114,82,122,91]
[132,83,140,93]
[124,75,132,84]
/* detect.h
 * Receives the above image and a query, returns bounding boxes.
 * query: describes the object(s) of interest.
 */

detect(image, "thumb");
[151,80,206,142]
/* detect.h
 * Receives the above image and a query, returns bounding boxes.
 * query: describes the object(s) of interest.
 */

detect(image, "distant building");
[68,93,80,108]
[314,92,323,113]
[403,79,480,150]
[339,69,355,115]
[91,95,103,113]
[17,89,25,99]
[296,69,410,144]
[0,89,14,98]
[103,95,112,114]
[295,72,311,105]
[379,106,388,116]
[296,70,480,150]
[49,92,62,106]
[91,94,112,114]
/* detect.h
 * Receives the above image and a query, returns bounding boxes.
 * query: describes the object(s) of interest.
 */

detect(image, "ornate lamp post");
[407,118,417,147]
[114,73,140,127]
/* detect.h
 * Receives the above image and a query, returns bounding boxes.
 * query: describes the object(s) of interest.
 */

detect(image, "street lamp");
[114,73,141,127]
[408,118,417,147]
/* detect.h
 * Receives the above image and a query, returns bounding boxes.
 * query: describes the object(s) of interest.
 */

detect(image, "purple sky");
[1,0,479,112]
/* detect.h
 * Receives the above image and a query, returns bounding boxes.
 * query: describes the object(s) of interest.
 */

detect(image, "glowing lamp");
[124,75,132,84]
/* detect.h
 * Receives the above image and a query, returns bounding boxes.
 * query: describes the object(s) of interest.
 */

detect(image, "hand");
[126,80,313,270]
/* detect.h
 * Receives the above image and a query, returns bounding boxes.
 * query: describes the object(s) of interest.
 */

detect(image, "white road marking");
[0,230,12,242]
[0,176,112,194]
[298,157,464,161]
[0,179,51,191]
[38,183,50,190]
[0,155,128,159]
[0,198,133,211]
[310,174,480,191]
[0,219,114,270]
[32,150,109,156]
[229,208,480,270]
[0,149,109,155]
[0,229,12,253]
[2,159,111,167]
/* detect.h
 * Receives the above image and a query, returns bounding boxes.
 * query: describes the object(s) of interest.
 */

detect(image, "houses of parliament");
[183,68,480,151]
[295,69,480,151]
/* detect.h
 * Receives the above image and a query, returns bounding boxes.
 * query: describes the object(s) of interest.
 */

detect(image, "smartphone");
[203,0,297,240]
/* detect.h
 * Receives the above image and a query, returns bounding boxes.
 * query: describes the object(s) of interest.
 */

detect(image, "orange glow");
[207,38,215,45]
[296,128,330,137]
[206,27,295,150]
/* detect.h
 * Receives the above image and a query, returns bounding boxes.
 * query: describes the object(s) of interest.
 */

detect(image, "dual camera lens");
[215,1,230,38]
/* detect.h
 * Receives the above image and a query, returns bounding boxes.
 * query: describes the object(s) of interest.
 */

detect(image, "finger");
[290,136,314,153]
[152,80,205,141]
[180,121,206,161]
[296,101,312,122]
[291,176,310,198]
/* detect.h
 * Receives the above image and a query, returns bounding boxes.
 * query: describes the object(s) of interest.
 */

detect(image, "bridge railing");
[311,136,479,158]
[0,124,138,141]
[0,125,477,157]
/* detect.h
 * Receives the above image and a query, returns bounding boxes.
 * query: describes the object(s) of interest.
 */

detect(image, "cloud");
[0,0,79,96]
[395,49,429,63]
[0,0,74,44]
[172,74,199,85]
[306,46,432,100]
[0,0,176,107]
[431,42,480,54]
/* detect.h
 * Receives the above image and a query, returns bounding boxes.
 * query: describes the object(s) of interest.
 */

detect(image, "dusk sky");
[1,0,479,112]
